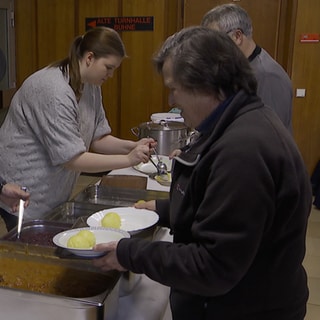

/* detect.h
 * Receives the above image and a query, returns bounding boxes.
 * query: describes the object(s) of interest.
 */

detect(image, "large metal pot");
[131,120,189,155]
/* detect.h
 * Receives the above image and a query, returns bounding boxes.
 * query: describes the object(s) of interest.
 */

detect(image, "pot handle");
[131,126,140,137]
[159,120,169,128]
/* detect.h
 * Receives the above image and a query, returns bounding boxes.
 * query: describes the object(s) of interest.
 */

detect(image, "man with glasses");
[201,3,293,132]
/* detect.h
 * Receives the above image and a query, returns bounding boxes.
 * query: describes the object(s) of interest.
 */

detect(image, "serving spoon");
[152,147,168,175]
[149,157,162,176]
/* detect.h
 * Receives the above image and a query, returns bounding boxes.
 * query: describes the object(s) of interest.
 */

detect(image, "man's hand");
[92,241,127,272]
[0,184,30,213]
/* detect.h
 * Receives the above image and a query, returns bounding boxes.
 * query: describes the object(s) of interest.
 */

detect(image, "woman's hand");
[128,144,151,166]
[137,137,157,149]
[126,137,157,166]
[92,241,127,272]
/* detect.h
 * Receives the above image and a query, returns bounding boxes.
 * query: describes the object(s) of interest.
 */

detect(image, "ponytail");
[68,36,83,101]
[49,27,126,102]
[49,35,83,101]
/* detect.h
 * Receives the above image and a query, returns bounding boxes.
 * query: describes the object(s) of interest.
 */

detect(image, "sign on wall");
[299,33,319,43]
[86,16,154,31]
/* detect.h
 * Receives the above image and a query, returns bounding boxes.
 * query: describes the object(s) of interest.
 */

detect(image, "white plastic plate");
[87,207,159,235]
[53,226,130,257]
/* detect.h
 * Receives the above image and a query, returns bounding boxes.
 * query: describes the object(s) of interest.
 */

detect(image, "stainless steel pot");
[131,120,189,155]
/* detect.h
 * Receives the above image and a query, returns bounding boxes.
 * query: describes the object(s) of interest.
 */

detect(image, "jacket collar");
[175,90,262,166]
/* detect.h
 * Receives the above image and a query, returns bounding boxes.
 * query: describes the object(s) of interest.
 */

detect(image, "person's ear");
[233,29,244,46]
[85,51,95,67]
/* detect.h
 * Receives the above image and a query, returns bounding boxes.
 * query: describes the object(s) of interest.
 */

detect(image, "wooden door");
[14,0,37,86]
[182,0,292,70]
[15,0,75,81]
[13,0,180,139]
[7,0,75,109]
[120,0,180,139]
[291,0,320,174]
[79,0,180,139]
[78,0,122,136]
[37,0,75,68]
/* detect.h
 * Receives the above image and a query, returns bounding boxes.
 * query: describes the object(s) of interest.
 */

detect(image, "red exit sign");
[300,33,319,43]
[86,16,154,32]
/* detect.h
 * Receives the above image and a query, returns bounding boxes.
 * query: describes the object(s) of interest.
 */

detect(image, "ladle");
[149,157,160,174]
[152,147,168,175]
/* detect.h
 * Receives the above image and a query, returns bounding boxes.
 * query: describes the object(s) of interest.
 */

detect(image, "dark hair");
[50,27,126,100]
[153,26,257,100]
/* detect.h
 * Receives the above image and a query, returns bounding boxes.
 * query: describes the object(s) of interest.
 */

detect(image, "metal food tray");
[1,220,72,247]
[0,240,120,320]
[45,201,110,225]
[72,184,169,207]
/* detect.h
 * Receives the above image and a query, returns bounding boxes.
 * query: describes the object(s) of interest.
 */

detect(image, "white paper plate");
[53,227,130,258]
[87,207,159,234]
[133,155,172,175]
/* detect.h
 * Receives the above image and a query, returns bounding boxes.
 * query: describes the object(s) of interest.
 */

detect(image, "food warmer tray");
[1,220,72,246]
[72,184,169,207]
[0,240,120,320]
[44,201,111,225]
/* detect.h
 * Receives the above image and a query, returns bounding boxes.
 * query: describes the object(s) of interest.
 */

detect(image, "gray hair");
[153,26,257,100]
[201,3,253,37]
[153,29,193,74]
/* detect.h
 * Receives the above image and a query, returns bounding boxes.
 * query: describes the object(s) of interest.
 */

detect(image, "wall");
[10,0,180,138]
[291,0,320,174]
[2,0,320,175]
[183,0,286,62]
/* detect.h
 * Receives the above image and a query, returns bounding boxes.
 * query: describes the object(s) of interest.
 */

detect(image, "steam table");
[107,168,172,320]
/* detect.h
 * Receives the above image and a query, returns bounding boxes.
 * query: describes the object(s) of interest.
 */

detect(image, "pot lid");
[143,121,187,130]
[150,112,184,123]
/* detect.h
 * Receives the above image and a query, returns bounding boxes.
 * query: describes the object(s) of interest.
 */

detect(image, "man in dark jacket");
[93,27,312,320]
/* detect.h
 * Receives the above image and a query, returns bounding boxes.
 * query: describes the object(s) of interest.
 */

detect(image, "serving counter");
[107,167,171,193]
[0,182,172,320]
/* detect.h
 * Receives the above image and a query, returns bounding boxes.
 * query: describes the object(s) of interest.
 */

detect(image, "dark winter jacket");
[117,90,312,320]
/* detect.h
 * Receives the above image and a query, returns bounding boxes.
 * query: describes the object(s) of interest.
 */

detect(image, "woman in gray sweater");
[0,27,153,229]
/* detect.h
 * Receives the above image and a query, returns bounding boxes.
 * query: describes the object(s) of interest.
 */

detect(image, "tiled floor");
[304,205,320,319]
[0,175,319,319]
